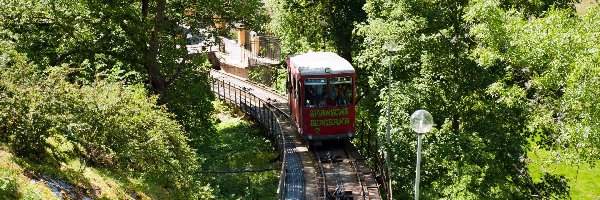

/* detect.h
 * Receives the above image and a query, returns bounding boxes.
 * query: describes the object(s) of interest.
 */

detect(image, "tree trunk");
[142,0,148,22]
[452,114,460,132]
[145,0,167,100]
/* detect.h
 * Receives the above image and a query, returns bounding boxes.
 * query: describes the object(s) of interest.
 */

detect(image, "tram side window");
[330,76,352,106]
[290,77,298,98]
[304,78,326,108]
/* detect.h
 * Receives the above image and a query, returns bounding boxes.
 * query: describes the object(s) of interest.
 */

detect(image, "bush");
[163,59,217,150]
[0,177,20,199]
[0,41,199,194]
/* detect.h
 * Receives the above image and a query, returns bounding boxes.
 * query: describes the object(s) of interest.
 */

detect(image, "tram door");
[288,72,302,130]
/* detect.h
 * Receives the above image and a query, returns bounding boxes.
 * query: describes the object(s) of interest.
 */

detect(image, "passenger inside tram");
[305,79,326,108]
[305,87,317,107]
[305,77,351,107]
[336,84,350,106]
[327,84,337,106]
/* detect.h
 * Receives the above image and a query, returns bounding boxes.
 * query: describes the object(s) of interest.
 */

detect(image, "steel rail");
[312,147,328,200]
[344,142,367,200]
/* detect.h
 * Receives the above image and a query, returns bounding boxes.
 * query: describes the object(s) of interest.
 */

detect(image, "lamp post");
[410,110,433,200]
[383,43,398,200]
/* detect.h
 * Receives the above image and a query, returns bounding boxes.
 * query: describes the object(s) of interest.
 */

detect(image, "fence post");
[218,79,221,99]
[228,81,231,102]
[262,99,265,125]
[360,120,364,149]
[268,108,272,135]
[367,126,372,156]
[270,109,274,136]
[243,92,247,113]
[259,99,263,124]
[235,85,238,105]
[374,136,378,171]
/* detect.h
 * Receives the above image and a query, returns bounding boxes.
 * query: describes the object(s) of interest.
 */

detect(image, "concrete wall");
[221,62,248,78]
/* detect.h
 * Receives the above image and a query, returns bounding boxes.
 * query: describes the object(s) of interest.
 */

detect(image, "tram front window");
[304,78,326,108]
[330,76,352,106]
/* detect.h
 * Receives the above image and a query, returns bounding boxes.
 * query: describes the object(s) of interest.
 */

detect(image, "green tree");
[0,0,268,150]
[1,0,268,197]
[467,0,600,165]
[355,0,575,198]
[267,0,366,61]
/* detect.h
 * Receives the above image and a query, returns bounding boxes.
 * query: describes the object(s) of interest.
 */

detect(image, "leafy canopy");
[354,0,585,199]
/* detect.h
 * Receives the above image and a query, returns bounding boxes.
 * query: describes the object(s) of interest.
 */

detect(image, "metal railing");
[210,77,302,200]
[357,118,392,200]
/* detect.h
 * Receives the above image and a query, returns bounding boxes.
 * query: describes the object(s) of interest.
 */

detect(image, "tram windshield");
[329,76,352,106]
[304,78,326,108]
[304,77,352,108]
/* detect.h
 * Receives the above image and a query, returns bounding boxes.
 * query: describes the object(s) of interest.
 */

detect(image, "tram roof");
[288,52,355,76]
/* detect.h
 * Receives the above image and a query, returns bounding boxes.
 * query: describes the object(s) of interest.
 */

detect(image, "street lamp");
[410,109,433,200]
[382,43,399,200]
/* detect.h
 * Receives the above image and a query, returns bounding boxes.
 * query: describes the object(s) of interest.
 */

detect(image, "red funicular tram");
[286,52,356,141]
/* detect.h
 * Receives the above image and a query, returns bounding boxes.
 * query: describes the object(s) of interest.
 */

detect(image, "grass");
[0,137,181,200]
[1,100,279,200]
[528,145,600,200]
[0,145,58,200]
[196,101,280,199]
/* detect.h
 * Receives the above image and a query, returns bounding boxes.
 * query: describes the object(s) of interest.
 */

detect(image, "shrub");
[163,59,217,150]
[0,177,20,199]
[0,41,199,193]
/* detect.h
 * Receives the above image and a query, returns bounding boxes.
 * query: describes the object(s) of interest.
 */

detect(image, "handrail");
[209,76,291,199]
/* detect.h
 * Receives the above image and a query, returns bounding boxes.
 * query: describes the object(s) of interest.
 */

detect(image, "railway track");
[210,69,381,200]
[312,141,371,200]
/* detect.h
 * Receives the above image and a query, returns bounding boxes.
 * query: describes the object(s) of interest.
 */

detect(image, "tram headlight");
[308,135,313,140]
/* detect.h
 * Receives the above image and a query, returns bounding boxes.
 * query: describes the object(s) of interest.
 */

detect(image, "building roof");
[288,52,354,76]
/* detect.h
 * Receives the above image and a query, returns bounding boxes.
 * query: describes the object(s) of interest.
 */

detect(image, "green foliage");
[499,0,577,16]
[467,0,600,164]
[1,0,269,198]
[271,67,288,93]
[0,177,20,200]
[0,43,199,196]
[268,0,334,55]
[248,66,287,93]
[354,0,588,199]
[0,0,265,135]
[267,0,366,61]
[163,58,217,150]
[0,0,267,83]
